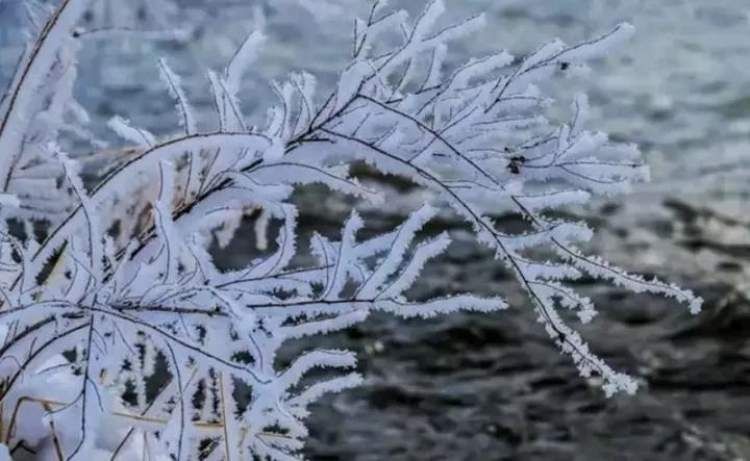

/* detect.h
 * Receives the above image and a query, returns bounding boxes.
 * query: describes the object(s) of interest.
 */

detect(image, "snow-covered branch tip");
[0,0,702,459]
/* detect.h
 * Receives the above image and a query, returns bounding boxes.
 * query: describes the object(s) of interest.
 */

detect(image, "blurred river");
[4,0,750,202]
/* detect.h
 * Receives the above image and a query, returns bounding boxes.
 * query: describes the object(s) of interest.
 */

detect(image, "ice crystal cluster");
[0,0,701,459]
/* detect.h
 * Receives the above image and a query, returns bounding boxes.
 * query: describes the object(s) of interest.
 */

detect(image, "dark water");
[2,0,750,459]
[269,187,748,461]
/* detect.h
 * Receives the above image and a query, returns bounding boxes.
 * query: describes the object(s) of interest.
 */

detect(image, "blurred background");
[2,0,750,459]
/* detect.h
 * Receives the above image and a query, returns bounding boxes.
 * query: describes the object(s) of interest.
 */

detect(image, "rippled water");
[2,1,750,459]
[4,0,749,198]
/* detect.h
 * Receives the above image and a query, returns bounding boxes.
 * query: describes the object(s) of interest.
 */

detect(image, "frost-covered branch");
[0,0,702,459]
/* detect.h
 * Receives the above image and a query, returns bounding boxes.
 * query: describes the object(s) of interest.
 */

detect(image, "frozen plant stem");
[0,0,702,459]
